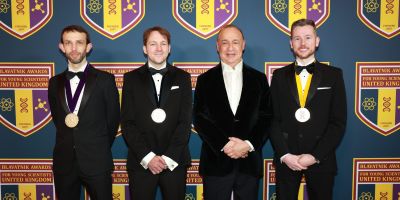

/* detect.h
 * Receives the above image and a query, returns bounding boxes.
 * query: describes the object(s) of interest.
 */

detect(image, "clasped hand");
[223,137,250,159]
[148,156,167,175]
[282,154,317,171]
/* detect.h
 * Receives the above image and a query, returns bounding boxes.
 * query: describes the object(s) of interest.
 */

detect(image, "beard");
[66,52,86,64]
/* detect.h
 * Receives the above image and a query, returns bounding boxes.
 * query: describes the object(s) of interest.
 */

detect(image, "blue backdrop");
[0,0,399,199]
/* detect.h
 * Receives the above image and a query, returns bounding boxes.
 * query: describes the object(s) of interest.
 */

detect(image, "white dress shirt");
[66,62,87,114]
[221,61,254,152]
[150,63,164,101]
[140,62,179,171]
[221,61,243,115]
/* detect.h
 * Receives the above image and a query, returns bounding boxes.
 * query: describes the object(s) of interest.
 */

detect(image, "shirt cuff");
[161,155,179,171]
[280,153,290,163]
[140,152,156,169]
[244,140,255,152]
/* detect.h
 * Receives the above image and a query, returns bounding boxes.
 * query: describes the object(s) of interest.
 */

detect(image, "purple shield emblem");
[0,0,53,40]
[173,0,238,39]
[0,63,54,137]
[357,0,400,39]
[265,0,330,35]
[80,0,145,40]
[355,62,400,136]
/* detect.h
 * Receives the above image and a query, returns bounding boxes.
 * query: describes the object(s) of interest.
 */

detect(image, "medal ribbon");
[295,74,313,108]
[65,68,88,113]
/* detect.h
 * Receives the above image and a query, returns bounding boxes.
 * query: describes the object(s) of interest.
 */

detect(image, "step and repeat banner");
[0,0,399,199]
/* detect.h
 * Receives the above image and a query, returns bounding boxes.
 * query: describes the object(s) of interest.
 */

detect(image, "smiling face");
[143,31,171,69]
[59,31,92,70]
[216,27,246,67]
[290,25,320,62]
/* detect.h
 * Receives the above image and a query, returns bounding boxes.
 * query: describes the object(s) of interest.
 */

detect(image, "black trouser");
[54,158,112,200]
[275,165,335,200]
[203,168,259,200]
[128,166,187,200]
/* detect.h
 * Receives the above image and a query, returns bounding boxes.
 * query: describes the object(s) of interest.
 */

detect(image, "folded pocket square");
[171,86,179,90]
[317,87,331,90]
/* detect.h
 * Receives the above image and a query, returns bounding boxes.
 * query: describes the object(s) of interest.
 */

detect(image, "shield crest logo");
[172,0,238,39]
[80,0,145,40]
[265,0,330,35]
[357,0,400,39]
[0,63,54,137]
[355,62,400,136]
[0,0,53,40]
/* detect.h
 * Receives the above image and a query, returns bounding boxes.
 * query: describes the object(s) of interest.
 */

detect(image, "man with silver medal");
[48,25,120,200]
[269,19,347,200]
[121,26,192,200]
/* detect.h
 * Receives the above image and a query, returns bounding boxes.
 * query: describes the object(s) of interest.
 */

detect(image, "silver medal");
[295,108,310,123]
[151,108,166,123]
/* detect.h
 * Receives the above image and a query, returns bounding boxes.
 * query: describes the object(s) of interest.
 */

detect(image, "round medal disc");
[65,113,79,128]
[295,108,310,123]
[151,108,166,123]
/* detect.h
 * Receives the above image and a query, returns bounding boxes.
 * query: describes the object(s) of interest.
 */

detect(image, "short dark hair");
[143,26,171,45]
[60,25,91,44]
[290,19,317,38]
[217,24,245,41]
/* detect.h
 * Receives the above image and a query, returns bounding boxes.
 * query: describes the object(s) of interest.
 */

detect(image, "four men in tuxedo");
[48,25,120,200]
[193,25,272,200]
[48,21,347,200]
[121,26,192,200]
[269,19,347,200]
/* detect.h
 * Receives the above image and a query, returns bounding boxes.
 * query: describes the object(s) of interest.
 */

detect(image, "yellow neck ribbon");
[295,74,313,108]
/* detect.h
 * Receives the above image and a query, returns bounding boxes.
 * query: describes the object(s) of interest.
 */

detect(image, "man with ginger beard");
[193,25,271,200]
[48,25,120,200]
[269,19,347,200]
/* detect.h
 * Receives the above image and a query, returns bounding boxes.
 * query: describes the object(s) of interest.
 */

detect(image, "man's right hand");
[148,156,167,175]
[282,154,308,171]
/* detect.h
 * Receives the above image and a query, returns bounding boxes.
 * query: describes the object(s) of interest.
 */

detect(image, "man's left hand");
[298,154,317,167]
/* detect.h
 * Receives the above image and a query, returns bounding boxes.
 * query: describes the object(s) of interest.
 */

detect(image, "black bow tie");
[66,71,85,80]
[149,67,168,75]
[295,63,315,75]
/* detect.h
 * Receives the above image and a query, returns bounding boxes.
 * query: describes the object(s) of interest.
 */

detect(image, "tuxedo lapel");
[160,65,176,108]
[305,62,322,106]
[139,65,157,107]
[77,65,97,116]
[57,71,70,114]
[285,63,300,107]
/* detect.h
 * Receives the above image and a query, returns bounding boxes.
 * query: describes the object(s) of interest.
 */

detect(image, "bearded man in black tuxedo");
[270,19,347,200]
[48,25,120,200]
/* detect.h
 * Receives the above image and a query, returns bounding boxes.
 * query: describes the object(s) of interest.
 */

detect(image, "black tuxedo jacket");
[121,63,192,170]
[193,63,271,177]
[270,62,347,172]
[48,64,120,176]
